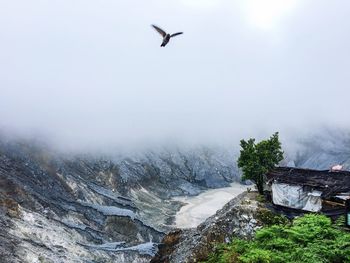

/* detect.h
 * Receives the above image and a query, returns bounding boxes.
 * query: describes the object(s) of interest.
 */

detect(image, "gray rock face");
[151,192,262,263]
[1,130,349,262]
[293,130,350,170]
[0,139,239,262]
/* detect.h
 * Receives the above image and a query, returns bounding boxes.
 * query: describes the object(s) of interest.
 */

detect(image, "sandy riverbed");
[173,183,248,228]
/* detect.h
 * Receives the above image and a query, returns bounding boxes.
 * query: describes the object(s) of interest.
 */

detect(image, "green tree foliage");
[238,132,283,194]
[205,214,350,263]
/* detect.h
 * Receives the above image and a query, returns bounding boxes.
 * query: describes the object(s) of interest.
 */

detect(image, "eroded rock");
[151,192,262,263]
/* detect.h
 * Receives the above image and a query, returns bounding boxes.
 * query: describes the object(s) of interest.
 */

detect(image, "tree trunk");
[256,175,264,195]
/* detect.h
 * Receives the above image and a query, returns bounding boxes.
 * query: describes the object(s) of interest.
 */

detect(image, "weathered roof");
[266,167,350,198]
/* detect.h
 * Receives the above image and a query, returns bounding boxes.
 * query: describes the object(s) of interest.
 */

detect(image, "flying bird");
[151,25,183,47]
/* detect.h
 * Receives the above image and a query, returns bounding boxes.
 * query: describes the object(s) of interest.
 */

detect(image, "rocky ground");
[1,131,349,262]
[0,139,239,262]
[151,192,262,263]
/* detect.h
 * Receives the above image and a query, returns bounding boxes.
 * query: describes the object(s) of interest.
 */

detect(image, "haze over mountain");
[1,0,349,152]
[1,2,350,262]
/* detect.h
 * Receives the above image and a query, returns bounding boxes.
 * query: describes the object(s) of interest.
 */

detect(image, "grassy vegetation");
[204,214,350,263]
[256,207,290,226]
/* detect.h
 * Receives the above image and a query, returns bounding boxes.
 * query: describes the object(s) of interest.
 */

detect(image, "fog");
[0,0,349,152]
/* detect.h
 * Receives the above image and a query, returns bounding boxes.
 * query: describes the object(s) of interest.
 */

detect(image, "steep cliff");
[0,139,239,262]
[1,130,349,262]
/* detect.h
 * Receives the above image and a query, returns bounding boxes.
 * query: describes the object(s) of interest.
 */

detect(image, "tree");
[238,132,283,195]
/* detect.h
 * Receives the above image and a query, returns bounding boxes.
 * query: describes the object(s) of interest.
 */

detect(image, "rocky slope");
[151,192,262,263]
[293,130,350,170]
[1,130,350,262]
[0,139,239,262]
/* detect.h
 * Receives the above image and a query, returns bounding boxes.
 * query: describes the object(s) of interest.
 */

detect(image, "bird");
[151,25,183,47]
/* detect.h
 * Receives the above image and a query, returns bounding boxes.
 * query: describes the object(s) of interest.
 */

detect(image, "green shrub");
[256,208,290,226]
[335,215,346,228]
[204,214,350,263]
[255,194,266,203]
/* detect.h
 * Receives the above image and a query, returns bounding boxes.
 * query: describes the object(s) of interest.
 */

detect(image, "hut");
[265,167,350,220]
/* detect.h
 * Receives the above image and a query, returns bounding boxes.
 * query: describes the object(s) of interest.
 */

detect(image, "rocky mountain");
[292,130,350,170]
[0,139,239,262]
[151,192,262,263]
[1,130,350,262]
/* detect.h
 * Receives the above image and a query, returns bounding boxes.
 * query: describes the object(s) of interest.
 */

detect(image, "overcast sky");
[0,0,349,150]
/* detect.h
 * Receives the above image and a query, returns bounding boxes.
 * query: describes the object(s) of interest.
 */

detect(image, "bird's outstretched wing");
[170,32,183,38]
[151,25,166,37]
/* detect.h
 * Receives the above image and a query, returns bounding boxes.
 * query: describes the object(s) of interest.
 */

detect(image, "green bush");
[256,208,290,226]
[204,214,350,263]
[335,215,346,228]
